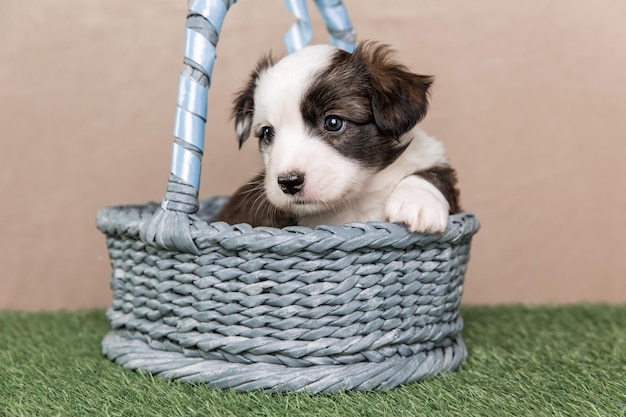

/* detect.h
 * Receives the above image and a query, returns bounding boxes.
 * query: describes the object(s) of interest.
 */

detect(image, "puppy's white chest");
[296,129,451,231]
[298,189,390,227]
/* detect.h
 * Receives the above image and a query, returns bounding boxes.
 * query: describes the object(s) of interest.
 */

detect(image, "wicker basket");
[97,0,479,393]
[98,197,478,392]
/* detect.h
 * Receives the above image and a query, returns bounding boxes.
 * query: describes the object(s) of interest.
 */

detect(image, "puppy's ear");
[352,42,433,139]
[232,54,274,149]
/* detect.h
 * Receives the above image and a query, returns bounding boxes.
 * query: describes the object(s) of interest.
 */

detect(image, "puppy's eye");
[258,126,275,143]
[324,115,345,133]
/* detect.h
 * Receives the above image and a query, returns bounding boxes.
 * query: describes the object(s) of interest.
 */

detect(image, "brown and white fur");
[215,41,460,232]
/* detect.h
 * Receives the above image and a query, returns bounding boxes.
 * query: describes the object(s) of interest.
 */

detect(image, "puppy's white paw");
[385,176,450,233]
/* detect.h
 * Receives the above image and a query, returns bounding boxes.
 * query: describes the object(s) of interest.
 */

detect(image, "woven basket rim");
[96,197,479,254]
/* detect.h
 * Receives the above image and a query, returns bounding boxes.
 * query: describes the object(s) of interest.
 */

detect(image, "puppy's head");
[233,41,432,216]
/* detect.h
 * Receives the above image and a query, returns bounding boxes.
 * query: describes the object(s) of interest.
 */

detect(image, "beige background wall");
[1,0,624,311]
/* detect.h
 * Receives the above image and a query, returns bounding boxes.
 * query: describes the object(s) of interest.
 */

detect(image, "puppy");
[215,41,460,233]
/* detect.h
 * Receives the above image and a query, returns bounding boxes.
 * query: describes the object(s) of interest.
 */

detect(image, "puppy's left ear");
[354,42,433,139]
[232,54,274,149]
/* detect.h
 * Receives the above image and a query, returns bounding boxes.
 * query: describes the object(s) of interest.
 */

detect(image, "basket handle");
[284,0,356,53]
[313,0,356,52]
[141,0,356,254]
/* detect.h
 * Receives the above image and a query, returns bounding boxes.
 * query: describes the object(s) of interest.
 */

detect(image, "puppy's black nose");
[277,172,305,195]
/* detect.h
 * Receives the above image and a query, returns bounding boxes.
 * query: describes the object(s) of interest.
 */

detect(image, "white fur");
[250,44,451,233]
[252,44,336,137]
[264,127,369,216]
[384,175,450,233]
[298,128,450,232]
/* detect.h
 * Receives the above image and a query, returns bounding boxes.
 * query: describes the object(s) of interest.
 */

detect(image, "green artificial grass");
[0,305,624,417]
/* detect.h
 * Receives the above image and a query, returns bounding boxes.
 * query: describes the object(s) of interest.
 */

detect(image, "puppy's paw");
[385,176,450,233]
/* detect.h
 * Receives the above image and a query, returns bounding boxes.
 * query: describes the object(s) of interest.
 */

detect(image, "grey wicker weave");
[98,197,479,393]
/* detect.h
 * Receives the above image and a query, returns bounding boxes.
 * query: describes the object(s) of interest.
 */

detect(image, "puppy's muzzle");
[277,171,305,195]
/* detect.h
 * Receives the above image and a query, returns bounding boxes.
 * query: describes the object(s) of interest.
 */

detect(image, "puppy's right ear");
[232,54,274,149]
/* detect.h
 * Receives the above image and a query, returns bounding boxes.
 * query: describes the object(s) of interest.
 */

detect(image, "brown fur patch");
[213,172,296,227]
[414,165,461,214]
[300,41,433,170]
[354,41,433,139]
[232,54,275,148]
